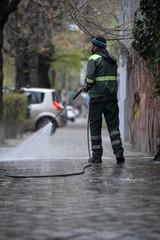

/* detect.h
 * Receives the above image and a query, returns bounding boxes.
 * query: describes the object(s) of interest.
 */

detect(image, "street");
[0,117,160,240]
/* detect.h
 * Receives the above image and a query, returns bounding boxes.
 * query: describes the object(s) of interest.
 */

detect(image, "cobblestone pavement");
[0,118,160,240]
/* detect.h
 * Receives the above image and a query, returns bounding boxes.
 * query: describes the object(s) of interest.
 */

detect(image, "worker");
[83,36,125,164]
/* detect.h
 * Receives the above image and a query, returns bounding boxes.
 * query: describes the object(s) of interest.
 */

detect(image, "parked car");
[22,88,67,133]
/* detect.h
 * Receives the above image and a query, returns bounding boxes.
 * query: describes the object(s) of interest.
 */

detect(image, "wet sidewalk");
[0,118,160,240]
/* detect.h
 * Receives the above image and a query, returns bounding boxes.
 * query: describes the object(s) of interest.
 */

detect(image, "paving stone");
[0,118,160,240]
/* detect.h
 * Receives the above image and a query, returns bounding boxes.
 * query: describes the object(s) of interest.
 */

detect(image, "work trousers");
[89,100,124,160]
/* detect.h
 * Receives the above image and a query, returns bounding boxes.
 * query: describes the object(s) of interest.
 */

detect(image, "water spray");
[0,88,92,178]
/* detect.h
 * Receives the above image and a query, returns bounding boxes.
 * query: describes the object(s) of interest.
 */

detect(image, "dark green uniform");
[85,49,124,160]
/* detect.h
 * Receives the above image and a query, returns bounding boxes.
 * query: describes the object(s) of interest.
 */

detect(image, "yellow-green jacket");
[85,49,118,99]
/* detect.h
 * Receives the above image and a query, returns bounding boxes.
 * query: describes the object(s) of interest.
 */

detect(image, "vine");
[132,0,160,96]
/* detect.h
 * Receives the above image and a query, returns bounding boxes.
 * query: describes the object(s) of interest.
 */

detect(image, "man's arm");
[84,59,96,90]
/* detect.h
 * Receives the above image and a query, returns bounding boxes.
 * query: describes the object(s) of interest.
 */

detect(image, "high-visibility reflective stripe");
[92,145,102,150]
[88,54,101,61]
[110,130,120,136]
[91,135,101,140]
[86,78,94,83]
[111,139,121,146]
[96,76,117,81]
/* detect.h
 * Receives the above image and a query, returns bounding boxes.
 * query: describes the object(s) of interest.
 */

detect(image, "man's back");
[86,49,118,98]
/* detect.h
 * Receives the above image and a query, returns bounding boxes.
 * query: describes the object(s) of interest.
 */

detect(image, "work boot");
[116,156,125,163]
[91,157,102,164]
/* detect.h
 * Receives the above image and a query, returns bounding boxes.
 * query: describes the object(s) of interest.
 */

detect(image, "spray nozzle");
[51,118,55,124]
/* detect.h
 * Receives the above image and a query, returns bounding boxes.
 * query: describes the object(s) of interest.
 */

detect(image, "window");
[52,92,60,103]
[25,91,44,104]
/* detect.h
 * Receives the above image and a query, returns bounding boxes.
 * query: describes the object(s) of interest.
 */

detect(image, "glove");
[82,85,90,92]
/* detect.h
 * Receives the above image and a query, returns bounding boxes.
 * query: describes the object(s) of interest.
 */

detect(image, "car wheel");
[35,117,57,134]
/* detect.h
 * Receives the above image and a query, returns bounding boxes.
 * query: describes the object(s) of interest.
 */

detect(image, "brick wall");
[128,54,160,155]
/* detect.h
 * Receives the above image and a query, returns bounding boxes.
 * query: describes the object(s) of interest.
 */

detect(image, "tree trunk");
[50,69,56,88]
[0,0,21,143]
[15,55,23,91]
[15,51,30,90]
[37,53,51,88]
[23,51,30,87]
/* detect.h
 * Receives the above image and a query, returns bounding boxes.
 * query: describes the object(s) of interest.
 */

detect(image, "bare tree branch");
[63,0,133,40]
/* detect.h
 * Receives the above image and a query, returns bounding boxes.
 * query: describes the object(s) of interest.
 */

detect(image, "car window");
[52,92,60,103]
[25,91,44,104]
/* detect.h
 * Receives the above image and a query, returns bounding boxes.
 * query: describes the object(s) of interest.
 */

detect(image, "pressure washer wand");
[51,88,83,124]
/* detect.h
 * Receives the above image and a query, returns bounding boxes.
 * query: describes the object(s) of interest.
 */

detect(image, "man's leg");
[89,102,103,162]
[103,100,124,160]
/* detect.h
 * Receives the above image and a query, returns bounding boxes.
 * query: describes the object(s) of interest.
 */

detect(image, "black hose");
[87,105,92,163]
[0,163,92,178]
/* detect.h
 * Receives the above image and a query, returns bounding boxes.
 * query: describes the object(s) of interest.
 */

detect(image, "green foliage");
[3,93,28,138]
[51,31,88,70]
[3,56,15,88]
[132,0,160,96]
[50,31,89,90]
[51,48,83,71]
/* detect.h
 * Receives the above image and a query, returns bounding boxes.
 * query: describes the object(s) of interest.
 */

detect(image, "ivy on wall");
[132,0,160,96]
